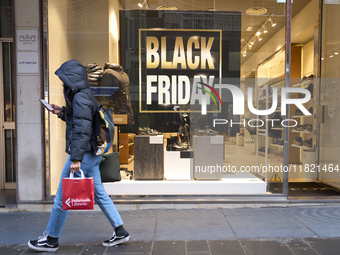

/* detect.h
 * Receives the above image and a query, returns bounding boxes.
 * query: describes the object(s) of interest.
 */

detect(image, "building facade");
[2,0,340,206]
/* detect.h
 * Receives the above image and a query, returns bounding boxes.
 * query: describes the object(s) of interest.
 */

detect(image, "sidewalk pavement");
[1,206,340,254]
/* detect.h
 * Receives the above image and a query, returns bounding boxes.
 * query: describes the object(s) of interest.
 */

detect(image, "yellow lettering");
[146,37,159,69]
[172,37,187,69]
[187,37,200,69]
[161,37,173,69]
[201,37,215,69]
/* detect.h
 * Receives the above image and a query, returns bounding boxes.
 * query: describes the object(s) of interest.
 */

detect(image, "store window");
[319,1,340,190]
[45,0,320,198]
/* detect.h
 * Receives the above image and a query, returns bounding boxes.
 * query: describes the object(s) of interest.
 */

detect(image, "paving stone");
[155,209,234,240]
[152,241,186,255]
[59,212,93,243]
[120,210,157,241]
[223,208,316,238]
[241,240,294,255]
[187,241,210,252]
[22,243,85,254]
[291,248,319,255]
[289,207,340,237]
[0,244,28,255]
[209,240,246,255]
[283,238,311,249]
[105,241,152,254]
[0,213,24,232]
[305,237,340,255]
[68,214,114,243]
[187,253,210,255]
[80,243,107,255]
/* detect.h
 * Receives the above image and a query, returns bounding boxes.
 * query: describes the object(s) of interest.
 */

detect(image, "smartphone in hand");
[39,99,54,111]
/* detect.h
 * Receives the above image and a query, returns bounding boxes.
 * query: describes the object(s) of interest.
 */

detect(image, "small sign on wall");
[112,114,128,125]
[17,52,39,74]
[17,30,38,51]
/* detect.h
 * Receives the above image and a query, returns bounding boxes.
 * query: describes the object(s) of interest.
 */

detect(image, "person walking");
[28,60,129,252]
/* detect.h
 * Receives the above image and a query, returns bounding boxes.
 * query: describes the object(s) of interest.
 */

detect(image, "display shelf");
[271,144,283,148]
[127,155,134,163]
[291,144,312,150]
[258,151,266,157]
[119,133,136,164]
[292,130,312,134]
[292,115,312,118]
[256,45,303,168]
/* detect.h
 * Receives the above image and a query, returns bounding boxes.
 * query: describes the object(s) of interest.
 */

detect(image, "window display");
[45,0,323,198]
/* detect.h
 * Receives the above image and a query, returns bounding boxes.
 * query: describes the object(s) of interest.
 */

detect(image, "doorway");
[0,40,16,191]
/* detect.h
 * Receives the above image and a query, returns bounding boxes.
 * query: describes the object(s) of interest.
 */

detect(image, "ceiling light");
[263,24,268,33]
[256,31,261,36]
[248,44,252,49]
[335,52,339,55]
[156,5,177,10]
[257,35,262,41]
[246,27,253,31]
[330,55,334,58]
[321,58,324,60]
[138,0,149,8]
[243,53,246,57]
[270,17,277,27]
[246,7,267,15]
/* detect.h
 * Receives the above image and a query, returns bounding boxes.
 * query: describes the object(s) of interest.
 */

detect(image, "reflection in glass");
[5,130,16,183]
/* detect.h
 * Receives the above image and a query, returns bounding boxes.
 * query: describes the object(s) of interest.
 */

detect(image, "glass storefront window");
[0,0,13,38]
[2,42,14,122]
[44,0,321,198]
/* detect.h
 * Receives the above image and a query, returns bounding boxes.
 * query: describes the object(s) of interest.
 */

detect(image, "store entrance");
[0,41,16,191]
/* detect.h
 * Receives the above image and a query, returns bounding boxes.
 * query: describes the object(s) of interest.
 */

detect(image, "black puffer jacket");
[55,60,97,162]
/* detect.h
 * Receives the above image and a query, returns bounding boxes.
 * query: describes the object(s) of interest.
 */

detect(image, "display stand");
[193,135,224,179]
[119,133,135,164]
[134,135,164,180]
[164,150,192,180]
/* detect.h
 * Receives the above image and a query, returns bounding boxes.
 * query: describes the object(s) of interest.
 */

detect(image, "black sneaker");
[102,232,130,247]
[27,232,59,252]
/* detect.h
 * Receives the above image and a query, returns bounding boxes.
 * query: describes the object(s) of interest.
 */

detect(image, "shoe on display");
[293,137,303,146]
[102,232,130,247]
[305,124,312,132]
[166,138,185,151]
[308,107,313,114]
[28,232,59,252]
[138,127,160,136]
[278,138,284,146]
[293,125,302,131]
[303,138,313,148]
[272,138,278,144]
[295,109,303,116]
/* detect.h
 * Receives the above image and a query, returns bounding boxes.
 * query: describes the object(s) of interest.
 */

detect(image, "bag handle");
[69,169,85,179]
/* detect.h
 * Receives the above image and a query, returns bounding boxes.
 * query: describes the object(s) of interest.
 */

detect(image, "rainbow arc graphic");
[197,82,222,107]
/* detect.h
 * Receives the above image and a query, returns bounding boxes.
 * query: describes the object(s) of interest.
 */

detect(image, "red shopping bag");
[62,170,94,210]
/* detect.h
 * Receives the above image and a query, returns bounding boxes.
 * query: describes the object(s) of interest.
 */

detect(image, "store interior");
[46,0,340,198]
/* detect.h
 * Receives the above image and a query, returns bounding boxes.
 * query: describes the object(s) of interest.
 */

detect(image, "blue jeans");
[46,152,124,238]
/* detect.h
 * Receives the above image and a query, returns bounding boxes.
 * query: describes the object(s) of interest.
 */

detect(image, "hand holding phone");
[39,99,54,111]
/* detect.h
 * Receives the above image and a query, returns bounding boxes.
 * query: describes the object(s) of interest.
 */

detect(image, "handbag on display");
[62,170,94,210]
[99,152,122,183]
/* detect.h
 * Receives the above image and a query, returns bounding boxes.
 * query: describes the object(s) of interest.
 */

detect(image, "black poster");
[120,10,241,132]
